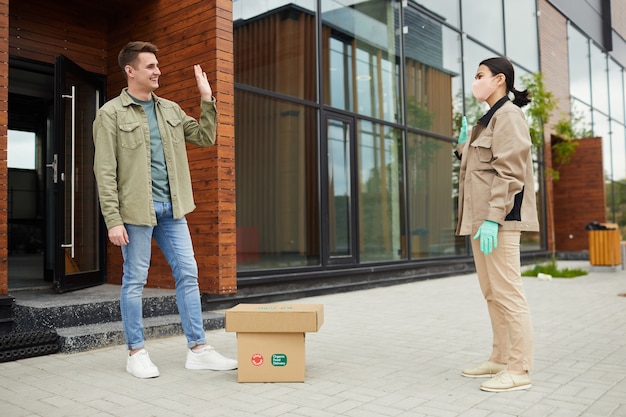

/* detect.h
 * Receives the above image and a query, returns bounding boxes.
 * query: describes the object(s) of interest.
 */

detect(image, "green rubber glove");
[457,116,468,145]
[473,220,499,255]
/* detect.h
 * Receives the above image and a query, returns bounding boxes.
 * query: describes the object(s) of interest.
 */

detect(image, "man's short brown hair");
[118,41,159,78]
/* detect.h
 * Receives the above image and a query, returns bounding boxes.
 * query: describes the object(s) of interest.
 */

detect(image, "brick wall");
[104,0,236,294]
[553,137,606,251]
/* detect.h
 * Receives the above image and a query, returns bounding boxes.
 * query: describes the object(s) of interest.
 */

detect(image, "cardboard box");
[225,303,324,382]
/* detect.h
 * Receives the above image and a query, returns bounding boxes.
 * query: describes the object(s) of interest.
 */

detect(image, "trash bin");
[586,222,622,266]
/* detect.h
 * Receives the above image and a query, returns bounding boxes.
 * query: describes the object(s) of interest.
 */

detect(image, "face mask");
[471,76,497,102]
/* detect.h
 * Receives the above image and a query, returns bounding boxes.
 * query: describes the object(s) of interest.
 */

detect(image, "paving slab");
[1,261,625,417]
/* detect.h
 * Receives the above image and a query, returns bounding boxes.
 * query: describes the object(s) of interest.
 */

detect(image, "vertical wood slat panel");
[9,0,107,74]
[0,0,8,295]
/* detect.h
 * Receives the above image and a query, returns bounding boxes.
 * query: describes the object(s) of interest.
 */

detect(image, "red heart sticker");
[251,353,264,366]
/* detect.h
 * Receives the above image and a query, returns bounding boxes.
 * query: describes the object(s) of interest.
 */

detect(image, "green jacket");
[93,88,217,229]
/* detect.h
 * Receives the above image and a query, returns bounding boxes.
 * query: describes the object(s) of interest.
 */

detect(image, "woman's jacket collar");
[478,96,510,127]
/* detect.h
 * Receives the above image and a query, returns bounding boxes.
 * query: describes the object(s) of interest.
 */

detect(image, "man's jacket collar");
[120,88,161,107]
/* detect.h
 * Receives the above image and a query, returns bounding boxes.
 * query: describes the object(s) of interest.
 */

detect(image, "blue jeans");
[120,201,207,350]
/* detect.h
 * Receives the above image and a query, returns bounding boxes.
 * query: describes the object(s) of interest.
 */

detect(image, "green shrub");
[522,263,588,278]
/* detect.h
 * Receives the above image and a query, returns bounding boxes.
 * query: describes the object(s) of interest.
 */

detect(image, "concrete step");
[9,284,226,353]
[57,310,225,353]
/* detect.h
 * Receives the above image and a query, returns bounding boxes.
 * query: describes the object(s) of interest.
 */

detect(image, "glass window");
[610,122,626,182]
[322,0,402,123]
[504,0,538,72]
[8,130,36,169]
[461,0,504,54]
[590,44,609,114]
[233,0,317,101]
[327,117,353,258]
[608,59,624,123]
[605,122,626,228]
[593,109,611,179]
[462,40,494,118]
[521,161,541,252]
[235,90,319,270]
[568,24,591,105]
[407,133,462,257]
[357,121,404,262]
[410,0,460,27]
[404,6,462,136]
[571,99,593,136]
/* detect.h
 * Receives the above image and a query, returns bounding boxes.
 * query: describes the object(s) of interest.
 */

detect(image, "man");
[93,41,237,378]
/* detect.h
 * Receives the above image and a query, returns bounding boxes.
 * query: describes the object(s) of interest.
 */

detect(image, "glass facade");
[567,23,626,235]
[233,0,542,272]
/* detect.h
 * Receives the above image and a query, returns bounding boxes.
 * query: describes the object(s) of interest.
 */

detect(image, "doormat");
[0,329,59,362]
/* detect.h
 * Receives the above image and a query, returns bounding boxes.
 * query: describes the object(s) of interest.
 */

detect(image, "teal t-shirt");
[130,94,171,202]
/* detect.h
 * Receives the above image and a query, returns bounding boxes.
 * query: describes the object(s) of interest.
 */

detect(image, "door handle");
[61,86,76,258]
[46,154,58,183]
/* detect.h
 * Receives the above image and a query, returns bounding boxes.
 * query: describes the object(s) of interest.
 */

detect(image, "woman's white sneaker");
[126,349,160,378]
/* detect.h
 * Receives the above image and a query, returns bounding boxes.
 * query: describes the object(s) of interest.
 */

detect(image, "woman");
[455,57,539,392]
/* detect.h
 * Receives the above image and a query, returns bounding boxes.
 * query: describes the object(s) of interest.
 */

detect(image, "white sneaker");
[126,349,160,378]
[185,346,238,371]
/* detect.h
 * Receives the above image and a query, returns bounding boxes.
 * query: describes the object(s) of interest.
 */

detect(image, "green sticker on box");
[271,354,287,366]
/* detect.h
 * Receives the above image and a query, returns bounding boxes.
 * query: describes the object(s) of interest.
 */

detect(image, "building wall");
[538,0,571,252]
[4,0,236,294]
[0,0,8,296]
[8,1,108,74]
[553,137,606,251]
[103,0,237,294]
[611,0,626,40]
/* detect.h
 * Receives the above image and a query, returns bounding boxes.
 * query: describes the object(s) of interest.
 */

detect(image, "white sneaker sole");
[126,366,159,378]
[185,361,237,371]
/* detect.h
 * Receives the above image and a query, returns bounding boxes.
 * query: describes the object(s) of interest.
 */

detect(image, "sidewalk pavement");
[1,261,625,417]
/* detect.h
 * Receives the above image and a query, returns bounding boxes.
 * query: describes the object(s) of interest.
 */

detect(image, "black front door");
[52,55,106,292]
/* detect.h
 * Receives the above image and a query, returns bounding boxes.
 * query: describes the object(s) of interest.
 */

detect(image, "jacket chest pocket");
[118,122,143,150]
[471,135,493,163]
[165,118,183,143]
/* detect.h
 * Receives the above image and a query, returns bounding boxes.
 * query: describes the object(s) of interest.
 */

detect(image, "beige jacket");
[93,88,217,229]
[456,98,539,236]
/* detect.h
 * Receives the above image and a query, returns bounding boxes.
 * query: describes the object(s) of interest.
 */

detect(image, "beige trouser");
[471,230,534,372]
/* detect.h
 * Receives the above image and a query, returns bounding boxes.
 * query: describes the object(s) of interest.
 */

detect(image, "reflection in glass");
[8,130,36,169]
[593,109,611,178]
[610,123,626,182]
[234,0,317,101]
[235,90,320,270]
[522,164,541,252]
[608,59,625,123]
[411,0,459,27]
[407,133,461,257]
[463,41,494,118]
[568,24,591,105]
[63,78,100,275]
[590,44,609,114]
[327,119,352,257]
[404,6,461,136]
[504,0,538,72]
[322,0,401,123]
[358,121,404,262]
[571,99,592,136]
[462,0,504,53]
